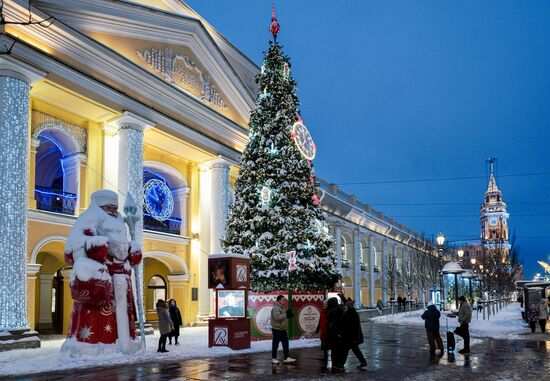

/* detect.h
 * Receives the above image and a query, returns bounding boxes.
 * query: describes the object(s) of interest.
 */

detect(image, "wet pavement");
[10,321,550,381]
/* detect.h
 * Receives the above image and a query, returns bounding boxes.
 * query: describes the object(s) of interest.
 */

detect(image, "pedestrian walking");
[168,299,182,345]
[456,296,472,355]
[397,296,403,311]
[342,300,367,370]
[156,299,173,353]
[403,296,408,311]
[421,301,444,355]
[270,295,296,364]
[537,298,548,333]
[376,299,384,315]
[527,304,538,333]
[326,297,345,371]
[316,300,329,368]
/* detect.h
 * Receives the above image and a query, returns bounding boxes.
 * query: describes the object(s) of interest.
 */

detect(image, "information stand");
[208,254,251,350]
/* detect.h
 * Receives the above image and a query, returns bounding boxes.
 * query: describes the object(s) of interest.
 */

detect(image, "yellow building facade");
[0,0,259,342]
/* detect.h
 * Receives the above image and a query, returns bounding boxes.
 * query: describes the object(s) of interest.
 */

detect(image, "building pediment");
[32,0,257,128]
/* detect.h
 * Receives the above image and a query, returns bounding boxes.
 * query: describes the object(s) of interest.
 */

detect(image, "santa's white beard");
[113,274,139,354]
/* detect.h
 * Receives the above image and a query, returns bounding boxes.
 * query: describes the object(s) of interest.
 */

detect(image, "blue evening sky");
[185,0,550,279]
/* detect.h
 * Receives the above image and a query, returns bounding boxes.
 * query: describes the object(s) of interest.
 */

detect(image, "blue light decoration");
[143,179,174,222]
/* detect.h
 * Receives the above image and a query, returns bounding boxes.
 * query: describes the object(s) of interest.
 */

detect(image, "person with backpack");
[421,301,444,355]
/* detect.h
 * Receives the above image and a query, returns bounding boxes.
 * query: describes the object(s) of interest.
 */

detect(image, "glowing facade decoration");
[0,76,31,330]
[144,179,174,221]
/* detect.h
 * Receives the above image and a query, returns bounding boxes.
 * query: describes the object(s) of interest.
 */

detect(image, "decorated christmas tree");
[222,11,338,292]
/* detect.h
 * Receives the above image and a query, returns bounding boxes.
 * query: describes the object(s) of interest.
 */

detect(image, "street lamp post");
[437,232,445,309]
[458,249,464,265]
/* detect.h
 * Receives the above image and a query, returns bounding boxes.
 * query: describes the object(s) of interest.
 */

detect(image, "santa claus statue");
[61,190,143,354]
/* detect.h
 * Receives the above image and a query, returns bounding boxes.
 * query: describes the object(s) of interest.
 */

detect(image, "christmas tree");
[222,11,338,292]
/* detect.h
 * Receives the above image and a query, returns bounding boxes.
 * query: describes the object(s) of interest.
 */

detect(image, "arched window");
[341,235,348,260]
[146,275,167,311]
[34,127,81,216]
[143,163,189,236]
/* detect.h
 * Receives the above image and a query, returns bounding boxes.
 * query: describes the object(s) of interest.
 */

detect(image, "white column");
[208,157,231,254]
[369,236,376,307]
[0,57,45,330]
[38,274,54,329]
[197,165,211,320]
[107,112,154,324]
[101,124,120,192]
[334,223,342,269]
[353,228,361,308]
[382,239,388,304]
[61,153,87,215]
[172,186,190,236]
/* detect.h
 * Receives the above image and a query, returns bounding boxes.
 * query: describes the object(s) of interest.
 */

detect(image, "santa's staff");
[124,194,146,350]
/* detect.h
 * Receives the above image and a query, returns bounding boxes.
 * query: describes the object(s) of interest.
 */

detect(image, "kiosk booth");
[516,280,550,322]
[208,254,251,350]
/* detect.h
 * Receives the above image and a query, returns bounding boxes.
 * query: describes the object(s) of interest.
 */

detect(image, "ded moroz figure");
[61,190,143,355]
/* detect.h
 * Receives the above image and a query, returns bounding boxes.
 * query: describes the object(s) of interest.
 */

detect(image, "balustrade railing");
[143,213,182,235]
[35,186,76,216]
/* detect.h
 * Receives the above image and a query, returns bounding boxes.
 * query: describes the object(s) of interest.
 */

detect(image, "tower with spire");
[480,158,511,257]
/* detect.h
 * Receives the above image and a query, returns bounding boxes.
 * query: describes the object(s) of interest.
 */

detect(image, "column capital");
[167,274,190,282]
[60,268,72,279]
[61,153,88,165]
[30,137,41,149]
[202,155,236,169]
[0,56,46,85]
[106,111,155,133]
[173,186,190,197]
[26,263,42,277]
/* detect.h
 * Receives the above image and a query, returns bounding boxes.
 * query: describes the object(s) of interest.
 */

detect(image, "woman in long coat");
[156,299,173,353]
[168,299,183,345]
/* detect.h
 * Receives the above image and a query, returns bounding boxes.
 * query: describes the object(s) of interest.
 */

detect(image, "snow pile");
[371,303,543,340]
[0,327,319,377]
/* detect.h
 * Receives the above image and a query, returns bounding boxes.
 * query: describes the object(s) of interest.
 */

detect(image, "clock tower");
[480,158,510,257]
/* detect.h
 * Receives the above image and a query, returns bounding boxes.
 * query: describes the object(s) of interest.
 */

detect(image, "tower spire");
[485,158,500,194]
[269,0,280,40]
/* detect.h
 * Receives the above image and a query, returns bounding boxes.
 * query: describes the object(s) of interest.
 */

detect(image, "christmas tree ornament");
[269,1,280,39]
[260,186,272,206]
[283,62,290,78]
[291,118,316,160]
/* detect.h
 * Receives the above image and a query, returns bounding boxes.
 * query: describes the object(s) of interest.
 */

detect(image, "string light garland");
[0,77,31,329]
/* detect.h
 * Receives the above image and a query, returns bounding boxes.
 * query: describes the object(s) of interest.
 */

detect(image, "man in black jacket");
[421,302,444,355]
[342,300,367,370]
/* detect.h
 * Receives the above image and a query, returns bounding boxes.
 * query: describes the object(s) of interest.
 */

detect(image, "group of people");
[319,295,368,371]
[422,295,472,355]
[155,299,183,352]
[270,294,367,371]
[526,298,549,333]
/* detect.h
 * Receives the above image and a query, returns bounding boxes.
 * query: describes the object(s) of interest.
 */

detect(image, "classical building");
[0,0,434,349]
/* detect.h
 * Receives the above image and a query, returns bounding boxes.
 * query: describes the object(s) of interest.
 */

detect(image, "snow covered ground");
[0,327,319,377]
[370,302,550,340]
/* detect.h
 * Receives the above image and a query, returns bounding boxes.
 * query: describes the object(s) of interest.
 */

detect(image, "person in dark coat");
[168,299,183,345]
[326,297,345,371]
[342,300,367,369]
[527,303,538,333]
[397,296,403,311]
[156,299,173,353]
[421,301,444,354]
